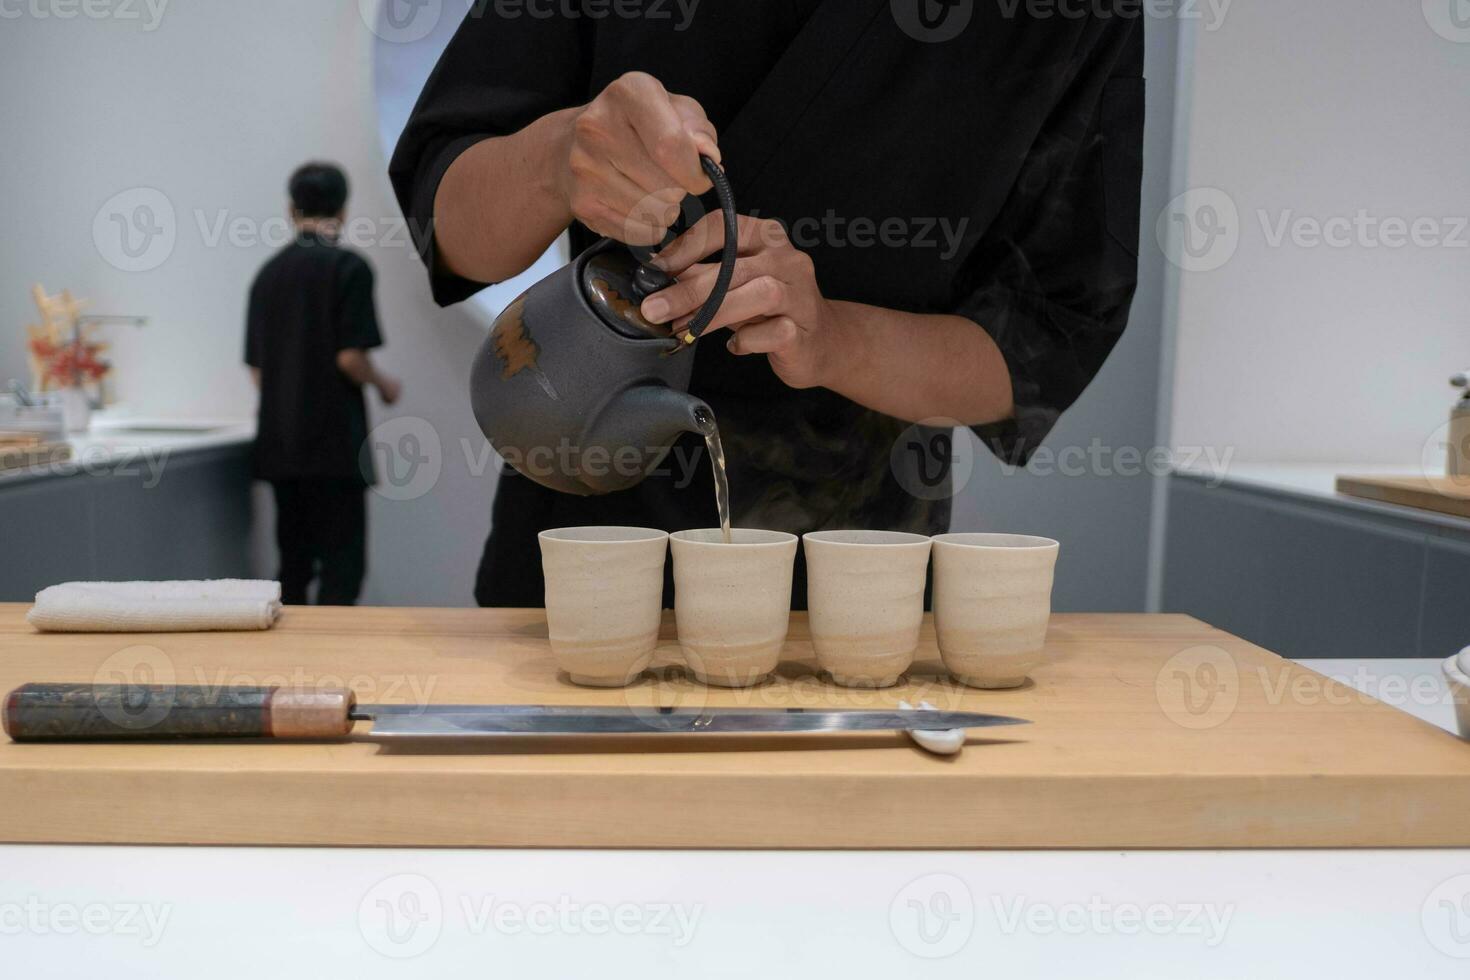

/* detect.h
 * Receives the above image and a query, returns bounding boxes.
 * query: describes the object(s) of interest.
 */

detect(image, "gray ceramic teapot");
[470,156,738,496]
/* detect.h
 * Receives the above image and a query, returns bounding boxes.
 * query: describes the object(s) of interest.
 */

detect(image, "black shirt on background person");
[390,0,1145,608]
[246,163,401,605]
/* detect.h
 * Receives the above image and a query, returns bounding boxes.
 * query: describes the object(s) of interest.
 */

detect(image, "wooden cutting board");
[1336,473,1470,519]
[1,605,1468,849]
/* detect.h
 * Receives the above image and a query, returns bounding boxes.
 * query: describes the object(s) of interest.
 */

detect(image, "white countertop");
[0,414,254,485]
[1173,460,1424,498]
[3,657,1468,978]
[1173,460,1470,530]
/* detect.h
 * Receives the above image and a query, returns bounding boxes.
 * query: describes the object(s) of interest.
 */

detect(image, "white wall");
[1167,0,1470,464]
[0,1,496,605]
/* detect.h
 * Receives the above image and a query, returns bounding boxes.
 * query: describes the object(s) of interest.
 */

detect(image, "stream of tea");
[693,406,732,544]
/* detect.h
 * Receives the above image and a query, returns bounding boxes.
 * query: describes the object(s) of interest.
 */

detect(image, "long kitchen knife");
[1,684,1026,741]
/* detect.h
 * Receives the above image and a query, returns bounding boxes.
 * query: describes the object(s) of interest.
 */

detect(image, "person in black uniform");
[390,2,1145,608]
[245,163,402,605]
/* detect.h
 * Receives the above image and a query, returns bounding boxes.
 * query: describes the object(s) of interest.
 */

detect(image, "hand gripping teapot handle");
[675,156,739,347]
[625,156,737,350]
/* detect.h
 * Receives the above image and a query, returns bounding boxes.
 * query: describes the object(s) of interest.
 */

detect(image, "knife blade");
[360,706,1025,738]
[2,684,1027,742]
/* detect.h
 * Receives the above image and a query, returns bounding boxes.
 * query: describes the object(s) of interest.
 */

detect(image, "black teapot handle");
[677,156,739,347]
[627,156,738,350]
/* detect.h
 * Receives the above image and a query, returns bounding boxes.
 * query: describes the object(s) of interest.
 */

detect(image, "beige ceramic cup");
[669,528,798,687]
[538,526,668,687]
[931,533,1059,689]
[803,530,933,688]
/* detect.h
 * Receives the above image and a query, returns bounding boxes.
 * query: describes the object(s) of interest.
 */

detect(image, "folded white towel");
[28,580,283,633]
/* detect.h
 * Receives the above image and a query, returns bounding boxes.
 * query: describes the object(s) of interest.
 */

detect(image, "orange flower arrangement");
[24,285,113,394]
[28,334,110,390]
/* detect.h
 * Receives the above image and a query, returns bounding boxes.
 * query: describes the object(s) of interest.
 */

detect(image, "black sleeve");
[244,276,264,368]
[957,18,1145,466]
[388,9,592,307]
[335,256,383,353]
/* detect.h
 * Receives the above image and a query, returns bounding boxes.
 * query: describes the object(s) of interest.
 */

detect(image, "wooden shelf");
[1337,473,1470,520]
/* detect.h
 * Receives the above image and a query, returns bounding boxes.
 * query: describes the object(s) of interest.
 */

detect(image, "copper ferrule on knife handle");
[2,683,355,741]
[266,689,356,738]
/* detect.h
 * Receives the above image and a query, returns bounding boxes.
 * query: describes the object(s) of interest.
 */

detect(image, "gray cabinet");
[1162,475,1470,660]
[0,446,252,602]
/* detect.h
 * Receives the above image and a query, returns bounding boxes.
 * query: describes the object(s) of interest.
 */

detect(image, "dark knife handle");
[2,683,355,741]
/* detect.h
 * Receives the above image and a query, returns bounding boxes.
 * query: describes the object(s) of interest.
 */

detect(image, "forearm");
[336,350,382,388]
[432,109,578,284]
[819,301,1014,427]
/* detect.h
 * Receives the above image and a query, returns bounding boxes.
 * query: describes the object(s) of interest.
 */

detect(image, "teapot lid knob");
[632,262,676,298]
[581,244,678,342]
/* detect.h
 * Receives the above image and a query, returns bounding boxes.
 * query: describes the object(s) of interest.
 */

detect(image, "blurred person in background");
[245,162,402,605]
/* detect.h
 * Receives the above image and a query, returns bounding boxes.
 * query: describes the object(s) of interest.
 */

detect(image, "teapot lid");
[581,246,677,342]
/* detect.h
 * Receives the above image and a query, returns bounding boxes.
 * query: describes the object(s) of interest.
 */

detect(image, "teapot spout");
[582,385,710,494]
[608,383,711,445]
